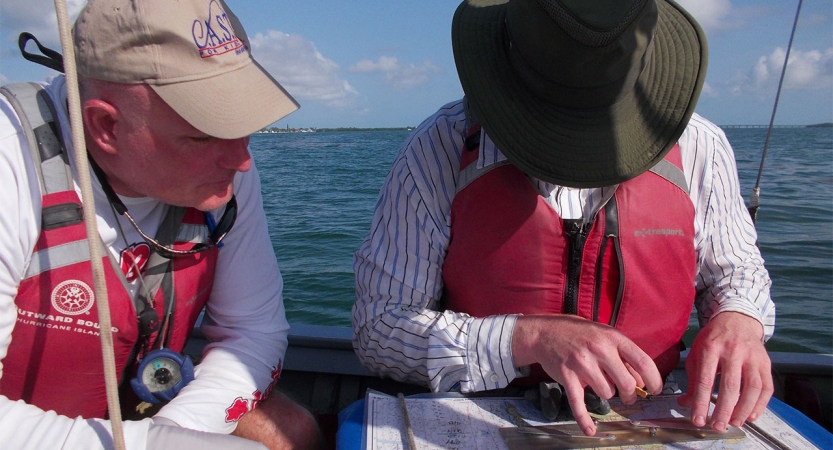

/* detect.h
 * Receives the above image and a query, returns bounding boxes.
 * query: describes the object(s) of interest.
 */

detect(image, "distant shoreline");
[721,123,832,128]
[256,127,414,134]
[259,124,832,134]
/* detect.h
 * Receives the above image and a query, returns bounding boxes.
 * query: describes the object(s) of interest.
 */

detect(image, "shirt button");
[490,373,499,382]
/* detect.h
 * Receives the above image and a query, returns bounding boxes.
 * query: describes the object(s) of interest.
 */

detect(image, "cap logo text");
[192,0,245,58]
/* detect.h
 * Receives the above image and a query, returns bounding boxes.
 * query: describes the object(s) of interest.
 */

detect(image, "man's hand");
[512,315,663,436]
[233,390,325,450]
[678,312,773,432]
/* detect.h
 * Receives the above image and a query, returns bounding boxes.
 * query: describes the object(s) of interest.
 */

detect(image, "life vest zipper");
[563,219,590,315]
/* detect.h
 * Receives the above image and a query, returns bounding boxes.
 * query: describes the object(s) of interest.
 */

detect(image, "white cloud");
[726,47,833,95]
[752,47,833,90]
[348,56,443,90]
[0,0,86,48]
[1,2,362,110]
[351,56,401,73]
[249,31,359,108]
[676,0,733,31]
[701,81,718,98]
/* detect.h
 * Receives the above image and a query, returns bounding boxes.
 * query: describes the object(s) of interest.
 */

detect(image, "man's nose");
[221,136,252,172]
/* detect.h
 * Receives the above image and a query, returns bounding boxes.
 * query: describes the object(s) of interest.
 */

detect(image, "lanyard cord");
[109,202,175,353]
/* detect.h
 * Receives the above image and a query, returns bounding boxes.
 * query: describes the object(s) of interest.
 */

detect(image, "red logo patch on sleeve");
[223,361,283,423]
[224,397,251,422]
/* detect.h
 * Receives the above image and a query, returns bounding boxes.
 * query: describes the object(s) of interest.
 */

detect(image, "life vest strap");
[649,150,688,192]
[0,82,72,197]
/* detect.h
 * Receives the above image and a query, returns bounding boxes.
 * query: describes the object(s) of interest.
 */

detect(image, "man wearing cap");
[353,0,775,437]
[0,0,323,449]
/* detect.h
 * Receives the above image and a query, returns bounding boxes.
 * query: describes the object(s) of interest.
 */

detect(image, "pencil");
[634,386,649,398]
[398,393,418,450]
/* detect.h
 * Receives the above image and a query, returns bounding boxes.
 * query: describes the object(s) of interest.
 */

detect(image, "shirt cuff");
[710,301,774,343]
[464,314,522,392]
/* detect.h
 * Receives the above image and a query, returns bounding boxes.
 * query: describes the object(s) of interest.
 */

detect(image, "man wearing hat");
[353,0,775,437]
[0,0,323,448]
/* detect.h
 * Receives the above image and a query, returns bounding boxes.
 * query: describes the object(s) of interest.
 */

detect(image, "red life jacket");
[0,82,217,418]
[442,127,696,380]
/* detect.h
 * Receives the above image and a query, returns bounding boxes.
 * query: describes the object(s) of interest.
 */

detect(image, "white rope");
[52,1,127,449]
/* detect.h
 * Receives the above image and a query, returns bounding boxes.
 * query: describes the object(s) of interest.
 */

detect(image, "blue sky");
[1,0,830,128]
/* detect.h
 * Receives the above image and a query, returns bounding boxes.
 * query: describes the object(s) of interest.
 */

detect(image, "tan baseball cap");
[73,0,299,139]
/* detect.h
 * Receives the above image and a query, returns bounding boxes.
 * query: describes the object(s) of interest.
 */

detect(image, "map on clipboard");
[363,390,818,450]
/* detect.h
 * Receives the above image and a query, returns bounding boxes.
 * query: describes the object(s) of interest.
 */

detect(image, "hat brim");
[151,58,299,139]
[452,0,707,188]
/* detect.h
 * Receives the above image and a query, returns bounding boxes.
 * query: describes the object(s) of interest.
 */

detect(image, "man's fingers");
[562,378,596,436]
[679,313,774,431]
[605,364,638,405]
[584,370,617,400]
[727,378,760,428]
[711,363,743,431]
[619,343,663,394]
[681,351,718,428]
[624,362,645,391]
[731,367,774,426]
[747,376,774,423]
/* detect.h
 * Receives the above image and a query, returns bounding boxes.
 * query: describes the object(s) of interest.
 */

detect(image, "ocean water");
[250,126,833,355]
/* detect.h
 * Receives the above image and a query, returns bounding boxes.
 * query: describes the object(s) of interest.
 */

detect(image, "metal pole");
[748,0,803,223]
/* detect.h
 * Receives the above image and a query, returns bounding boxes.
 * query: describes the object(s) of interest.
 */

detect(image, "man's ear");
[83,99,120,155]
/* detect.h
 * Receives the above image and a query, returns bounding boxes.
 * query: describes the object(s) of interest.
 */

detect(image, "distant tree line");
[315,127,415,132]
[257,126,415,133]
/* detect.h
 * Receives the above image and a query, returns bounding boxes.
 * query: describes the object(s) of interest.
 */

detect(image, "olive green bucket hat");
[452,0,708,187]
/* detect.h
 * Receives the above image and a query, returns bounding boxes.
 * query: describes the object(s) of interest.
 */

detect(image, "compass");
[130,348,195,404]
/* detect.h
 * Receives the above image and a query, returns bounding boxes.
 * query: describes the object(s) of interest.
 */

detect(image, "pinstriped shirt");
[352,99,775,393]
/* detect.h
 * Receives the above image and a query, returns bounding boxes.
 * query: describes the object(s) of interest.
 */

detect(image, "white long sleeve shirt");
[352,99,775,394]
[0,76,289,449]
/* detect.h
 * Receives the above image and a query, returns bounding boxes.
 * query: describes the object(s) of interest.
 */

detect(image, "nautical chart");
[363,391,818,450]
